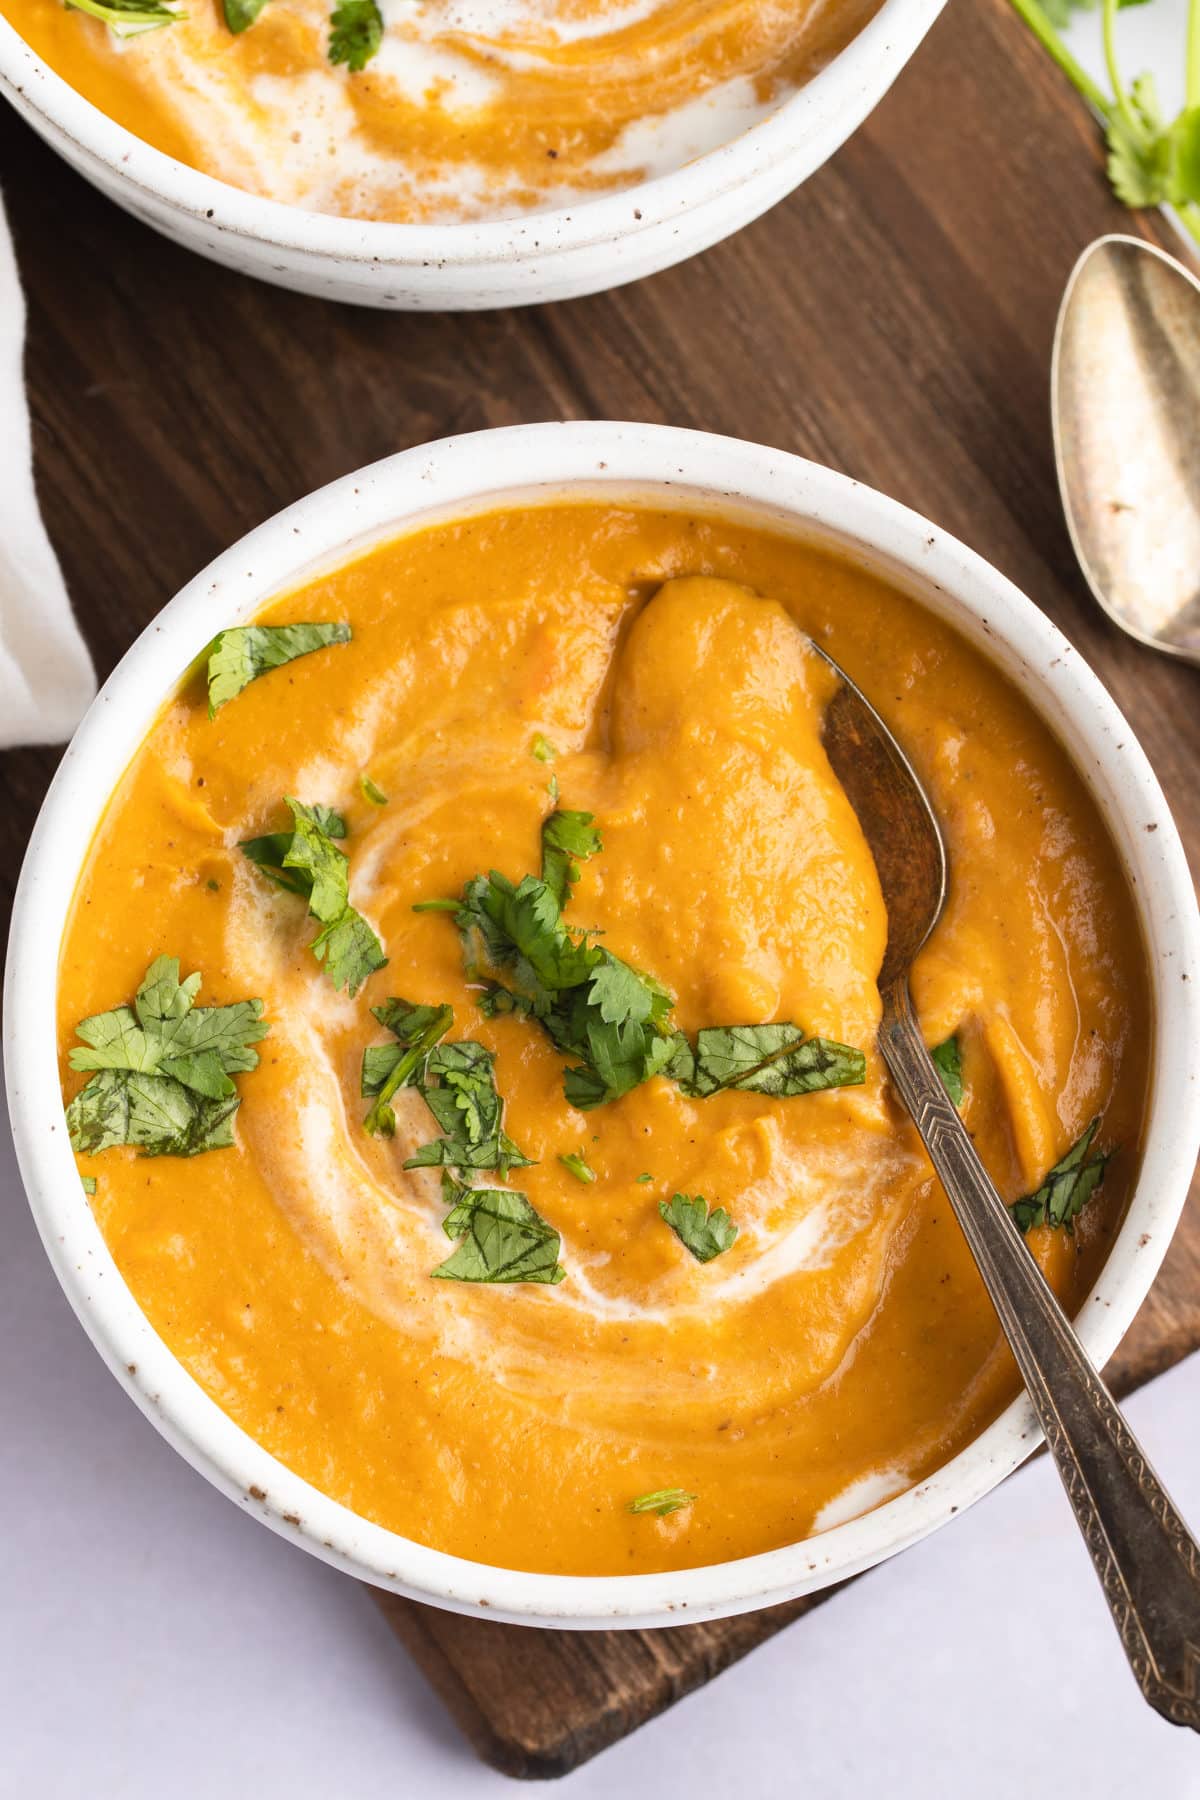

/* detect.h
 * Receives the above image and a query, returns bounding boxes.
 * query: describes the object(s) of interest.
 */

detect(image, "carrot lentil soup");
[1,0,878,223]
[58,501,1149,1576]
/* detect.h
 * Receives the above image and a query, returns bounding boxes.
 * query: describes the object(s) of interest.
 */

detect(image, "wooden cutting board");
[2,0,1199,1776]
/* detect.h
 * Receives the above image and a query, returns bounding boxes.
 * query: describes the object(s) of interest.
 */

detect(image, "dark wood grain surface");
[2,0,1198,1778]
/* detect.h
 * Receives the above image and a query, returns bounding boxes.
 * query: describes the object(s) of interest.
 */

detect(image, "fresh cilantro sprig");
[65,956,267,1158]
[329,0,382,69]
[629,1488,696,1517]
[206,623,350,716]
[241,798,387,996]
[65,0,183,38]
[433,1176,565,1285]
[1010,1118,1111,1233]
[659,1193,738,1263]
[1010,0,1200,247]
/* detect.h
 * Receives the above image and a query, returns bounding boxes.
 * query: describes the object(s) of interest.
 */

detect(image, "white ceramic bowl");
[7,422,1200,1627]
[0,0,944,309]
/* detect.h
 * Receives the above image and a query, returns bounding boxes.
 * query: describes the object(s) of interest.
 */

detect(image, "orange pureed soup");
[2,0,878,223]
[58,501,1149,1576]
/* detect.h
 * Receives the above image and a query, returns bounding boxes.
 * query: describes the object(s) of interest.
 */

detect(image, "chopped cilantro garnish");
[1010,1119,1111,1234]
[222,0,266,30]
[65,956,267,1158]
[206,623,350,716]
[404,1041,533,1178]
[931,1035,963,1107]
[328,0,382,69]
[424,807,865,1114]
[361,998,454,1135]
[241,797,386,996]
[362,1001,531,1174]
[629,1488,696,1516]
[559,1150,596,1183]
[659,1193,738,1263]
[433,1177,565,1285]
[360,775,388,806]
[81,1175,97,1195]
[541,809,602,908]
[65,0,183,37]
[531,734,557,763]
[671,1024,866,1099]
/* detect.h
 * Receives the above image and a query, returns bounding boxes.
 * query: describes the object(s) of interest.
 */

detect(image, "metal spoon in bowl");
[1053,234,1200,664]
[814,648,1200,1730]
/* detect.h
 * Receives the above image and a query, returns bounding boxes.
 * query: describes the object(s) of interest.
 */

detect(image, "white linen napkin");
[0,186,95,748]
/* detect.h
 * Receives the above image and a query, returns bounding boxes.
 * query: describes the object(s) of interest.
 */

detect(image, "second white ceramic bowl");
[0,0,944,308]
[6,422,1199,1627]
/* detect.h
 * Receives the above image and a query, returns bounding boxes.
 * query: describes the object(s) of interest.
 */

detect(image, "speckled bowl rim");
[6,422,1199,1628]
[0,0,944,270]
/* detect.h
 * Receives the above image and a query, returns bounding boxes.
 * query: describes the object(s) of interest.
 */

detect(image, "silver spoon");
[815,648,1200,1730]
[1053,233,1200,663]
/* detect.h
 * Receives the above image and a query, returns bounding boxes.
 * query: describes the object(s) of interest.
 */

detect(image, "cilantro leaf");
[433,1180,565,1285]
[531,734,557,763]
[629,1488,696,1516]
[241,797,386,996]
[1010,1119,1111,1234]
[65,0,183,37]
[206,623,350,716]
[931,1035,963,1107]
[402,1040,533,1178]
[328,0,382,69]
[81,1175,97,1195]
[361,998,454,1135]
[222,0,266,29]
[559,1150,596,1183]
[678,1024,866,1099]
[360,775,388,806]
[65,957,267,1158]
[659,1192,738,1263]
[541,809,602,908]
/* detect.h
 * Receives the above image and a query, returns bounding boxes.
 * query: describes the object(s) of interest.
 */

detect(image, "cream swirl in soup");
[2,0,880,220]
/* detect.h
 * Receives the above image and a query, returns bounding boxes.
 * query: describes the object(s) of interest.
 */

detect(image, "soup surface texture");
[2,0,877,222]
[58,501,1149,1576]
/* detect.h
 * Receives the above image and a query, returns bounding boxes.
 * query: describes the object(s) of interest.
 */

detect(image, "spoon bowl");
[1053,234,1200,664]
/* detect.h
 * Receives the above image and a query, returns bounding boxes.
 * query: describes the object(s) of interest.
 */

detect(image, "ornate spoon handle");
[880,977,1200,1729]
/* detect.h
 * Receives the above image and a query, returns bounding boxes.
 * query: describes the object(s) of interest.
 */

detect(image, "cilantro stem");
[1101,0,1136,133]
[1006,0,1111,118]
